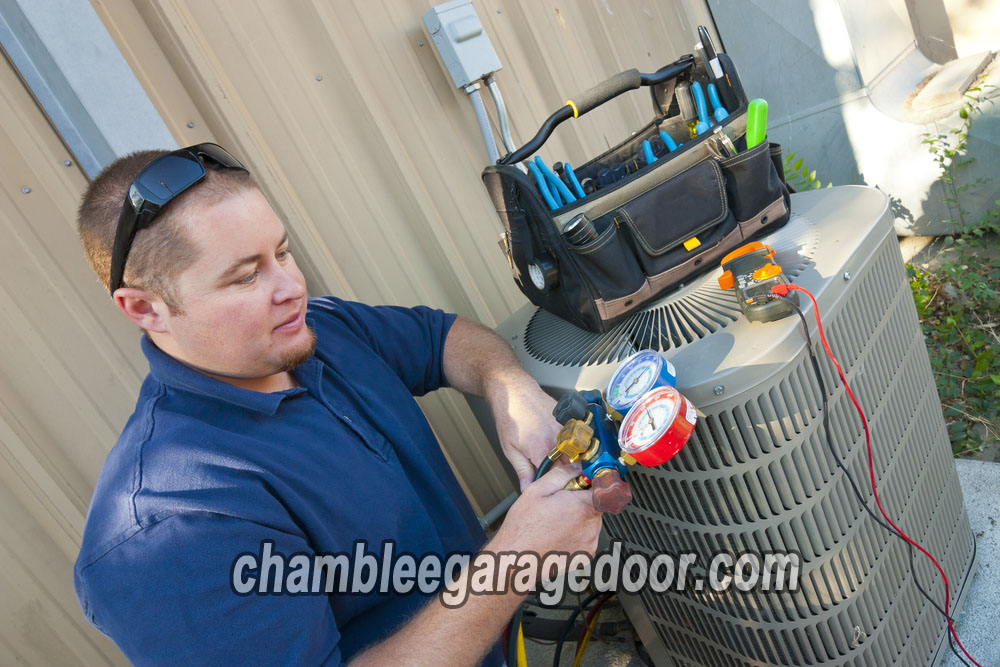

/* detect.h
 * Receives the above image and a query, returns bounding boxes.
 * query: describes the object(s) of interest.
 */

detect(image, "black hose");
[552,590,604,667]
[503,458,555,664]
[534,456,554,481]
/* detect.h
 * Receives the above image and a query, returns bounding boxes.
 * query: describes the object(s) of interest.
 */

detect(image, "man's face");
[151,188,314,386]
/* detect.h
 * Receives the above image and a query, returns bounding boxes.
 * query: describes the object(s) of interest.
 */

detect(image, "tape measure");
[618,386,697,466]
[606,350,677,414]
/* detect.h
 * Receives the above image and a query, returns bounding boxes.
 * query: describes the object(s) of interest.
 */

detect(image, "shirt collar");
[141,335,315,415]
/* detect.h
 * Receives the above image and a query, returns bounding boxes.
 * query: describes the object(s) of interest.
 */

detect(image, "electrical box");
[422,0,501,89]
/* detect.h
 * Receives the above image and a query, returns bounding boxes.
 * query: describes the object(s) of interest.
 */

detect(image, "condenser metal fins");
[493,187,976,666]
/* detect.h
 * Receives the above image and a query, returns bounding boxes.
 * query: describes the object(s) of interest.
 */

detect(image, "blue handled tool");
[528,160,559,210]
[535,156,576,205]
[691,81,710,135]
[642,140,656,165]
[707,83,729,122]
[659,130,679,153]
[563,162,586,199]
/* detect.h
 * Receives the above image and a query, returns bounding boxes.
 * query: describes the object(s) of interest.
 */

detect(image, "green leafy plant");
[782,152,832,192]
[909,81,1000,454]
[786,81,999,455]
[920,84,992,229]
[907,212,1000,454]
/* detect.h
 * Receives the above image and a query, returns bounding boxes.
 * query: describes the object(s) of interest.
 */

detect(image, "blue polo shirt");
[74,297,502,665]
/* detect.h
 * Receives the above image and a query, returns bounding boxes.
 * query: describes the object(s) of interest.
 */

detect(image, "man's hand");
[442,317,566,490]
[350,466,603,666]
[485,372,562,491]
[492,464,603,558]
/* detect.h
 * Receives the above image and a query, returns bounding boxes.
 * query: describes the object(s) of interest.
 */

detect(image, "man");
[73,144,602,665]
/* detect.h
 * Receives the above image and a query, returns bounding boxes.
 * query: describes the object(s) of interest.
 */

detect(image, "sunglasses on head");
[109,143,248,295]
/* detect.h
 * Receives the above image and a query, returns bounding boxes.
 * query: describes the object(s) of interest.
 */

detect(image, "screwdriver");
[746,98,768,149]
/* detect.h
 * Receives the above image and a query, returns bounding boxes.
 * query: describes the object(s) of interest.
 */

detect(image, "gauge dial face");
[620,388,678,453]
[607,351,663,410]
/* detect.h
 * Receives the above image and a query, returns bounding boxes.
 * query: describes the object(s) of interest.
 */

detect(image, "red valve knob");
[591,469,632,514]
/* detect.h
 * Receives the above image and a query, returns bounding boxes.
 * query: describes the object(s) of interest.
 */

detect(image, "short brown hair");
[77,149,257,314]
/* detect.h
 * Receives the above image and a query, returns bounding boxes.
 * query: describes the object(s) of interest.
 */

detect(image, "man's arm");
[442,317,562,490]
[349,466,601,666]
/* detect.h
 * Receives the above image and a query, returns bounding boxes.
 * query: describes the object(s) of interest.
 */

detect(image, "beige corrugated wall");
[2,1,715,663]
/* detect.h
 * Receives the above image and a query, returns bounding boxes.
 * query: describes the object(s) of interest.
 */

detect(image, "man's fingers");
[510,458,535,493]
[529,463,583,494]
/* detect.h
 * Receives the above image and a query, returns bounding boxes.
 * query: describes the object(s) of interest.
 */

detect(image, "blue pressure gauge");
[606,350,677,414]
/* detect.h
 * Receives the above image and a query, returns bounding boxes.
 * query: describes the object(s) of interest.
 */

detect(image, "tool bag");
[482,55,791,333]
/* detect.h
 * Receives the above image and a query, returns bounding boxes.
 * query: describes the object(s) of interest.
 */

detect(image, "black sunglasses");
[109,143,248,295]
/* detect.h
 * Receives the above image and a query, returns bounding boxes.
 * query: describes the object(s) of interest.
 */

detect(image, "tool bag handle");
[497,56,694,166]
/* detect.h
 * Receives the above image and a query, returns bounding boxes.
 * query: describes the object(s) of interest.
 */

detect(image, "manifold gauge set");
[606,350,696,466]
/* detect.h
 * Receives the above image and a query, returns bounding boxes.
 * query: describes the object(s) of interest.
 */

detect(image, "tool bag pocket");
[718,139,789,225]
[565,217,646,303]
[614,159,733,277]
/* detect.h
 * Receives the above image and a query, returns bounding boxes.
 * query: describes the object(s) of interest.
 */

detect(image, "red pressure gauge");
[618,386,697,466]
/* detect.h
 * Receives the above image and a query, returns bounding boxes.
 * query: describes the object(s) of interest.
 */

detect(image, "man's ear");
[113,287,170,333]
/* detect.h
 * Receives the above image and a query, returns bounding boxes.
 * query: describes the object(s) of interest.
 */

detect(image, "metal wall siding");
[0,49,134,664]
[1,1,714,662]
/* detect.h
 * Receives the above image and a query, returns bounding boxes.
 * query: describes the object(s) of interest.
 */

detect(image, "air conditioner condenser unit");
[486,186,976,666]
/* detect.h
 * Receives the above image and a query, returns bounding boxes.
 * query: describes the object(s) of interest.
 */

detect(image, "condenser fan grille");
[524,215,818,366]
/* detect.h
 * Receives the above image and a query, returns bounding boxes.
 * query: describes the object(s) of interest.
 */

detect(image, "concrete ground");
[521,460,999,666]
[940,459,1000,667]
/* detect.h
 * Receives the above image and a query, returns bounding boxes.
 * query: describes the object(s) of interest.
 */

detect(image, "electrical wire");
[552,589,604,667]
[772,284,981,667]
[572,593,613,667]
[778,295,975,667]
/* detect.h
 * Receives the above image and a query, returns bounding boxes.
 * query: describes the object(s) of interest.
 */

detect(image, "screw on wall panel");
[512,334,518,340]
[843,272,852,281]
[713,385,724,396]
[497,8,502,12]
[21,187,31,194]
[417,40,423,46]
[186,121,195,128]
[63,159,72,167]
[315,75,323,81]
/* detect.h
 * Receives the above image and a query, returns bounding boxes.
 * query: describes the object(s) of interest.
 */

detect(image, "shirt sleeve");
[76,513,345,666]
[308,297,457,396]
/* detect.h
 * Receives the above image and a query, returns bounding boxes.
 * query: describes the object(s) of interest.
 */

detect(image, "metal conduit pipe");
[465,82,499,165]
[484,75,516,154]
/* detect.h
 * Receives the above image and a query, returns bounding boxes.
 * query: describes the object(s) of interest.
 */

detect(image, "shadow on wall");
[706,0,861,188]
[707,0,1000,236]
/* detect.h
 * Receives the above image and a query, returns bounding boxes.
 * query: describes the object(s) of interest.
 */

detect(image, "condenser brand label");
[230,540,800,606]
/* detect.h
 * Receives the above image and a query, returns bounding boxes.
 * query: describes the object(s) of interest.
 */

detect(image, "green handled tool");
[745,98,768,149]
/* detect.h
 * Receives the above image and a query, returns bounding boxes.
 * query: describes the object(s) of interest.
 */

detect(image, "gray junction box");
[422,0,501,89]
